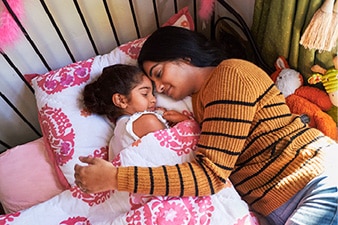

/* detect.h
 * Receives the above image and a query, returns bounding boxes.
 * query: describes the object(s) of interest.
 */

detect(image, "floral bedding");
[0,120,259,225]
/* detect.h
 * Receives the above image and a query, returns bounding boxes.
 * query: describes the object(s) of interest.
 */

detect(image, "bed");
[0,0,271,224]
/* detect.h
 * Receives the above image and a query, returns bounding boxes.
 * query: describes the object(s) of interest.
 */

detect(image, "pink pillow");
[0,138,65,214]
[31,7,194,188]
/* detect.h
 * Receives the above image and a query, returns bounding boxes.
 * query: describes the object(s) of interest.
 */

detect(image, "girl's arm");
[132,113,167,138]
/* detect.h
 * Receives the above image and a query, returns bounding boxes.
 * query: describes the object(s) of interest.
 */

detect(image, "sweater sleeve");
[116,59,276,197]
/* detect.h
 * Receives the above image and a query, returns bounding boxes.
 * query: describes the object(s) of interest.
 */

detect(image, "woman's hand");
[163,110,190,126]
[74,156,117,193]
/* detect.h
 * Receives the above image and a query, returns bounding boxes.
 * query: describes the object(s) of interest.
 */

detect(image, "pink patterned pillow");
[31,7,194,188]
[115,6,193,61]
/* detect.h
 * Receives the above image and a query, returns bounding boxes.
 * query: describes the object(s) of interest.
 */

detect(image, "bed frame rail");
[0,0,201,152]
[0,0,267,153]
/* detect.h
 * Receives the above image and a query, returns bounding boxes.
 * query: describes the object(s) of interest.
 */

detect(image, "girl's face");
[142,60,199,100]
[125,75,157,114]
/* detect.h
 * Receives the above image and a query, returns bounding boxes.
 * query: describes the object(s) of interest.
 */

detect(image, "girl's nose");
[151,94,156,103]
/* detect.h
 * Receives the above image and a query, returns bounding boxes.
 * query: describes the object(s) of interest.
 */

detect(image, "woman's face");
[125,75,157,114]
[142,60,198,100]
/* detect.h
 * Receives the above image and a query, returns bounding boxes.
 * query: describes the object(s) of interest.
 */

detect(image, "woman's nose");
[156,83,164,93]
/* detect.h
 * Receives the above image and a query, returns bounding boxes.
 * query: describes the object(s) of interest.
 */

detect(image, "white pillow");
[30,7,195,187]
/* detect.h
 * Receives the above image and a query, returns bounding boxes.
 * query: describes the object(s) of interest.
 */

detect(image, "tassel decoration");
[198,0,216,21]
[300,0,335,52]
[0,0,24,52]
[326,0,338,50]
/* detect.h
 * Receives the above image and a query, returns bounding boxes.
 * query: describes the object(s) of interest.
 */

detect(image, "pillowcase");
[0,138,65,214]
[31,7,194,188]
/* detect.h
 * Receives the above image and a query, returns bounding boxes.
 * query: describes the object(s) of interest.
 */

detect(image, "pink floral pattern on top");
[37,58,94,94]
[92,146,109,161]
[234,213,260,225]
[126,195,214,225]
[70,186,111,207]
[154,120,200,156]
[0,212,20,224]
[59,216,91,225]
[119,38,147,60]
[39,104,75,166]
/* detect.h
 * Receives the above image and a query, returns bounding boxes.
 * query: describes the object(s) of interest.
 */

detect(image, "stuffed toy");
[271,56,337,139]
[308,56,338,125]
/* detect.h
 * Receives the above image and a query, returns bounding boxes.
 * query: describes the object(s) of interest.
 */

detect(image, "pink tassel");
[0,0,24,51]
[199,0,216,21]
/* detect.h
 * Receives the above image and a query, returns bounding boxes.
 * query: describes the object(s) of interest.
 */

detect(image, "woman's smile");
[165,86,172,97]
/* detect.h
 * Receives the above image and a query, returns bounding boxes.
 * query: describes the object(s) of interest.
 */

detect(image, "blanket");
[0,120,259,225]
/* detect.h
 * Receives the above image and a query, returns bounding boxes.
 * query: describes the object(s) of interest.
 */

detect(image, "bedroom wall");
[0,0,255,152]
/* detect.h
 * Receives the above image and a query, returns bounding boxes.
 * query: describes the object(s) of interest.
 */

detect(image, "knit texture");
[117,59,333,216]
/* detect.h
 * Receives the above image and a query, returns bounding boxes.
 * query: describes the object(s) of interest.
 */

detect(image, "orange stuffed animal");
[271,56,337,139]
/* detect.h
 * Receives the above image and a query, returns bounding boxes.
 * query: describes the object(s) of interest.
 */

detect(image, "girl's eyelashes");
[140,90,149,96]
[141,89,152,97]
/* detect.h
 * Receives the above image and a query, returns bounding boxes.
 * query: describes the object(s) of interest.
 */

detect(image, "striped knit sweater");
[117,59,335,216]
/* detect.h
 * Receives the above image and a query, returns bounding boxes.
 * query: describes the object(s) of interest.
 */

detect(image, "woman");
[75,26,337,224]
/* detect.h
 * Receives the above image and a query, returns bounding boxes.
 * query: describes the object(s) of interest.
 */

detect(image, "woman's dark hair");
[138,26,228,71]
[83,64,143,121]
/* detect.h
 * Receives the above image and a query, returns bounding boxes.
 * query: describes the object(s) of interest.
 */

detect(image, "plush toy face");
[309,56,338,107]
[275,68,303,98]
[329,91,338,106]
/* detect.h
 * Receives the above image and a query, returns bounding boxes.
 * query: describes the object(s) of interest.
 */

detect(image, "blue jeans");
[266,143,338,225]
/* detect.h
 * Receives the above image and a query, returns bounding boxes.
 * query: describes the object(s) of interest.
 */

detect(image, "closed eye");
[155,71,161,78]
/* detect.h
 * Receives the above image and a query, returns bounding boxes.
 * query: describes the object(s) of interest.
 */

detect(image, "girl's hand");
[163,110,190,126]
[74,156,117,193]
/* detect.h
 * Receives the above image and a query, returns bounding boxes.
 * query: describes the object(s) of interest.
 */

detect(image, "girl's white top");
[108,111,169,161]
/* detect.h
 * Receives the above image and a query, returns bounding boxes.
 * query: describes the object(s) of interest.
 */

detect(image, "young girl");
[82,64,189,160]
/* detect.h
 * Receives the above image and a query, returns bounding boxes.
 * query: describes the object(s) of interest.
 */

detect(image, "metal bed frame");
[0,0,269,152]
